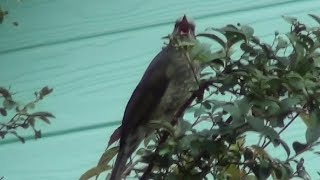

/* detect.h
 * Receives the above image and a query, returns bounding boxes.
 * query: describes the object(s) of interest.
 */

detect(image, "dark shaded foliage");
[82,15,320,180]
[0,86,55,143]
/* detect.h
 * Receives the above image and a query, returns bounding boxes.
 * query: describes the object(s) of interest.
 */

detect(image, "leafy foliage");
[0,3,19,26]
[0,86,55,143]
[82,15,320,179]
[0,7,8,24]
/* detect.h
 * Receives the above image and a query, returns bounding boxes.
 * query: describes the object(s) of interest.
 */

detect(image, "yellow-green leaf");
[79,164,112,180]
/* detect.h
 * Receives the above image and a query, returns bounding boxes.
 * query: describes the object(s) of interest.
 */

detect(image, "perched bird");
[109,15,200,180]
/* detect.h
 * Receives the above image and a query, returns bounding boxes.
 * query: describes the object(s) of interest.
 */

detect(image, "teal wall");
[0,0,320,179]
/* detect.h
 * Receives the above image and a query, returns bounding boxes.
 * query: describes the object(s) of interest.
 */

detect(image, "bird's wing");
[120,46,172,143]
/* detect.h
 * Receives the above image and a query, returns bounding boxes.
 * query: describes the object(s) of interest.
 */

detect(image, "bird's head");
[172,15,195,39]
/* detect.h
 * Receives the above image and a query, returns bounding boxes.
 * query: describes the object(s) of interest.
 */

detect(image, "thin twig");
[183,49,200,85]
[262,112,300,149]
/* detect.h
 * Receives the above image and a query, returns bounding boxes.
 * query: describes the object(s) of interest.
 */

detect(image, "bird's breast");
[152,54,200,120]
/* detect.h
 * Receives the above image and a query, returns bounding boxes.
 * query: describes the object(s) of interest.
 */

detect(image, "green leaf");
[226,31,247,46]
[314,151,320,155]
[25,102,35,110]
[243,148,254,161]
[297,168,311,180]
[287,33,305,69]
[148,119,175,136]
[225,164,241,179]
[39,86,53,99]
[176,119,192,136]
[305,127,320,144]
[197,33,226,47]
[79,164,112,180]
[28,117,35,128]
[194,106,206,118]
[252,164,271,180]
[214,25,246,46]
[0,87,11,99]
[0,108,7,116]
[165,173,180,180]
[260,126,279,143]
[159,143,173,156]
[98,146,119,166]
[240,24,254,40]
[308,14,320,25]
[202,100,211,109]
[222,103,242,123]
[211,58,225,67]
[246,175,258,180]
[259,166,272,180]
[0,130,7,139]
[190,139,202,157]
[177,134,198,151]
[237,97,250,115]
[273,162,291,180]
[286,72,305,90]
[191,41,216,63]
[307,110,320,128]
[276,36,288,51]
[282,15,298,24]
[298,34,314,51]
[202,139,222,154]
[240,43,255,54]
[276,138,291,158]
[247,116,264,131]
[38,116,51,124]
[3,99,15,109]
[279,96,302,111]
[8,131,25,143]
[144,133,157,147]
[34,130,41,139]
[211,24,237,34]
[31,111,55,118]
[276,56,290,66]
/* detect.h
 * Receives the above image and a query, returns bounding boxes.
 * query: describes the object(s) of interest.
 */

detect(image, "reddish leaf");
[0,87,11,99]
[107,125,121,148]
[38,116,51,124]
[31,112,55,118]
[196,33,226,48]
[79,164,112,180]
[39,86,53,99]
[3,99,15,109]
[0,108,7,116]
[98,146,119,166]
[28,117,35,127]
[35,130,41,139]
[292,141,308,154]
[9,131,25,143]
[21,123,29,129]
[0,130,7,139]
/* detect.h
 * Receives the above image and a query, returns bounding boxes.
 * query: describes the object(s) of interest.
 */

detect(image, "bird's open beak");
[174,15,195,37]
[178,16,191,35]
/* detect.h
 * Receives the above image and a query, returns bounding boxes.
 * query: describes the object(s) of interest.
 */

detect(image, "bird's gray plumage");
[109,15,200,180]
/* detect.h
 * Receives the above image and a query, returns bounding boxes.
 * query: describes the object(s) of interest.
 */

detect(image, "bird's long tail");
[109,149,128,180]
